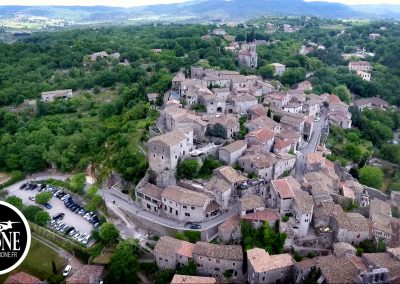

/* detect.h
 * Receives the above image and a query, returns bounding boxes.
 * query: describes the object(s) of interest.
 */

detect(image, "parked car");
[73,233,81,240]
[28,196,36,201]
[93,222,100,228]
[68,229,78,237]
[19,183,27,190]
[65,227,75,235]
[63,265,72,277]
[190,223,201,229]
[82,235,91,245]
[39,184,47,190]
[61,194,70,201]
[44,203,52,209]
[53,213,65,220]
[78,208,86,215]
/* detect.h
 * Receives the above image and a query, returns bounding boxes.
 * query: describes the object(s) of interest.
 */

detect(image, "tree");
[99,222,120,244]
[6,196,23,210]
[183,231,201,243]
[259,65,274,79]
[197,157,222,179]
[107,239,139,284]
[35,191,53,205]
[332,85,351,104]
[156,269,175,284]
[69,173,86,194]
[359,166,384,189]
[86,194,103,212]
[176,260,197,276]
[176,159,199,180]
[34,210,51,226]
[22,205,42,222]
[281,68,306,86]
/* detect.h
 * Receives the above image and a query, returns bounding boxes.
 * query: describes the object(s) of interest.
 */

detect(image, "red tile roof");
[272,179,295,199]
[4,272,41,284]
[242,209,279,222]
[246,128,276,142]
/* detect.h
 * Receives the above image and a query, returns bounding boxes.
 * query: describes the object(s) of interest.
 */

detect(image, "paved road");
[294,108,328,180]
[100,188,237,231]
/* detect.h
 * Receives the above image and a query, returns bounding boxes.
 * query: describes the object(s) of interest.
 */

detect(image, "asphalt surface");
[6,177,94,237]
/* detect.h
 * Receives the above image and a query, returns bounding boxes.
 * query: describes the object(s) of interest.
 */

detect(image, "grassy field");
[0,238,66,283]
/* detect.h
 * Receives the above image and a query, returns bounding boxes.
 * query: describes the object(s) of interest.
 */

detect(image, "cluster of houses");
[349,61,373,82]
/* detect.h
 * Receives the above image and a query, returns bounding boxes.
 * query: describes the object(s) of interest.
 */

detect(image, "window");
[234,271,237,276]
[216,259,220,263]
[191,207,195,210]
[147,204,151,209]
[153,154,155,157]
[185,213,190,216]
[161,156,164,160]
[175,210,178,216]
[214,268,220,271]
[209,258,211,261]
[159,257,162,260]
[233,262,236,266]
[183,205,187,209]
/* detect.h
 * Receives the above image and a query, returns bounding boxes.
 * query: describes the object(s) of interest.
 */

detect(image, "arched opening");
[217,107,223,113]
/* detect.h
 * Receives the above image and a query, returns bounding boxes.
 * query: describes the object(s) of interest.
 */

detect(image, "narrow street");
[294,108,328,180]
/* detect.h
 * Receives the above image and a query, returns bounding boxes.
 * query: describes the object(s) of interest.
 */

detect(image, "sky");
[0,0,399,7]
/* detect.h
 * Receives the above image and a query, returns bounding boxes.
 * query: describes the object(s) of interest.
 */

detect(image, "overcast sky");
[0,0,399,7]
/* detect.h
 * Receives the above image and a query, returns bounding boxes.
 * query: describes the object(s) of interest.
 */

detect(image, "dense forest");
[0,19,400,185]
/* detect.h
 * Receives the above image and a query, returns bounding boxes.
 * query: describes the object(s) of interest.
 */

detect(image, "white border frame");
[0,201,32,275]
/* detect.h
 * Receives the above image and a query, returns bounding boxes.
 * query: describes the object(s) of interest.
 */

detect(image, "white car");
[63,265,72,277]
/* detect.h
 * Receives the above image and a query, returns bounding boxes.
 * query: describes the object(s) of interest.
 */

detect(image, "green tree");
[332,85,351,104]
[22,205,42,222]
[107,239,139,284]
[359,166,384,189]
[183,231,201,243]
[281,68,306,86]
[259,65,274,79]
[99,222,120,244]
[177,159,199,180]
[86,185,99,199]
[35,191,53,205]
[5,196,23,210]
[34,210,51,226]
[176,260,197,276]
[155,269,175,284]
[86,194,103,212]
[197,157,222,179]
[69,173,86,194]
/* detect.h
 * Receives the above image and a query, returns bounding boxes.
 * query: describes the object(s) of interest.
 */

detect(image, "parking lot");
[8,181,95,243]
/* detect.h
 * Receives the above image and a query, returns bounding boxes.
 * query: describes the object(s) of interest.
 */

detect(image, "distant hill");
[0,0,399,25]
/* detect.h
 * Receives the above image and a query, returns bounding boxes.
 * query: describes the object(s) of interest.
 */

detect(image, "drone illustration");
[0,221,20,232]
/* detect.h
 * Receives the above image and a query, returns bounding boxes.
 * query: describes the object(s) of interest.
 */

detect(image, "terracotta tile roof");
[370,198,392,217]
[239,195,265,212]
[232,94,257,102]
[328,94,341,104]
[333,242,357,257]
[148,128,190,147]
[242,208,279,222]
[171,275,217,284]
[219,214,241,231]
[220,140,247,153]
[139,183,163,200]
[293,189,313,214]
[65,265,105,284]
[193,242,243,260]
[272,179,295,199]
[269,92,288,101]
[214,166,247,184]
[246,128,276,143]
[245,116,279,130]
[388,247,400,260]
[249,105,268,117]
[317,255,360,284]
[354,97,389,108]
[247,248,293,273]
[285,176,301,190]
[371,213,393,235]
[162,186,211,207]
[239,152,278,169]
[4,272,41,284]
[155,236,195,258]
[306,152,325,165]
[274,139,292,150]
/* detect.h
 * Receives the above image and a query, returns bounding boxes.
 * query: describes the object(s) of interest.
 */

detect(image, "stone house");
[241,208,280,229]
[264,92,291,108]
[199,92,226,114]
[171,275,217,284]
[269,178,313,237]
[280,114,305,137]
[231,94,258,114]
[329,111,352,129]
[245,116,281,133]
[147,128,193,174]
[193,242,243,280]
[357,70,371,81]
[212,29,227,36]
[218,140,247,165]
[212,88,231,101]
[273,139,292,154]
[302,99,320,117]
[271,63,286,76]
[248,104,268,118]
[238,44,258,68]
[41,89,74,102]
[247,248,294,284]
[147,93,159,104]
[238,153,277,181]
[349,61,373,72]
[208,115,240,139]
[354,97,389,111]
[206,166,247,210]
[305,152,326,173]
[283,102,302,114]
[161,185,219,222]
[90,51,108,61]
[4,272,41,284]
[239,195,265,216]
[155,236,195,269]
[136,183,163,213]
[245,128,276,152]
[273,153,296,179]
[218,215,242,243]
[65,265,105,284]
